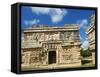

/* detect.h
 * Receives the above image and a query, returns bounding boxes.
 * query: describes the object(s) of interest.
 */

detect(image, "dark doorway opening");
[48,51,56,64]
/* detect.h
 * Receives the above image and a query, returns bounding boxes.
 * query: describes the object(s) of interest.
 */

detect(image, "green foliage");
[81,48,92,57]
[82,60,92,65]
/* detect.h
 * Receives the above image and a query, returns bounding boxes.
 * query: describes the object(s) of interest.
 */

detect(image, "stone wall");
[59,46,81,64]
[21,26,81,68]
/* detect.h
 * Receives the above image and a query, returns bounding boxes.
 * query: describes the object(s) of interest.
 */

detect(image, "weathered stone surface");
[87,15,95,65]
[21,25,81,70]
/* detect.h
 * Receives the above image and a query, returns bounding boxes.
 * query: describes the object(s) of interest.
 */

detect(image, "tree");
[81,48,92,57]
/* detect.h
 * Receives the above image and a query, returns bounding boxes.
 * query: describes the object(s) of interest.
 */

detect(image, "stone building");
[21,24,81,70]
[87,15,95,65]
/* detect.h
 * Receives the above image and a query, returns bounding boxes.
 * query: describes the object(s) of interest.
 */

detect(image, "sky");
[21,6,95,50]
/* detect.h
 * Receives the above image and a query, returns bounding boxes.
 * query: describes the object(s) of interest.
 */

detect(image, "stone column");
[56,48,59,64]
[24,52,31,65]
[92,52,95,65]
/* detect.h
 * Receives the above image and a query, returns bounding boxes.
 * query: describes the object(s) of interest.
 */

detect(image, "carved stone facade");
[87,15,95,65]
[21,25,81,70]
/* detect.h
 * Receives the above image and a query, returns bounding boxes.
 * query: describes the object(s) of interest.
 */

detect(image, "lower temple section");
[21,45,81,71]
[21,62,81,71]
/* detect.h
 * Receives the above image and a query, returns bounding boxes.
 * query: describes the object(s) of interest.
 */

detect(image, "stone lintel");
[23,26,79,33]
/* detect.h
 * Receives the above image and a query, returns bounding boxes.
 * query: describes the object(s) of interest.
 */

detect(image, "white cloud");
[77,19,88,29]
[79,34,82,40]
[50,9,67,23]
[24,19,40,26]
[81,40,89,50]
[31,7,67,23]
[31,7,50,14]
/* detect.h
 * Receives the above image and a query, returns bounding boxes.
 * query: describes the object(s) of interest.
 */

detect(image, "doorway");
[48,51,56,64]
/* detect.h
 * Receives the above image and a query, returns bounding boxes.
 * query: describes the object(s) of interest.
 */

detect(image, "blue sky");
[21,6,95,49]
